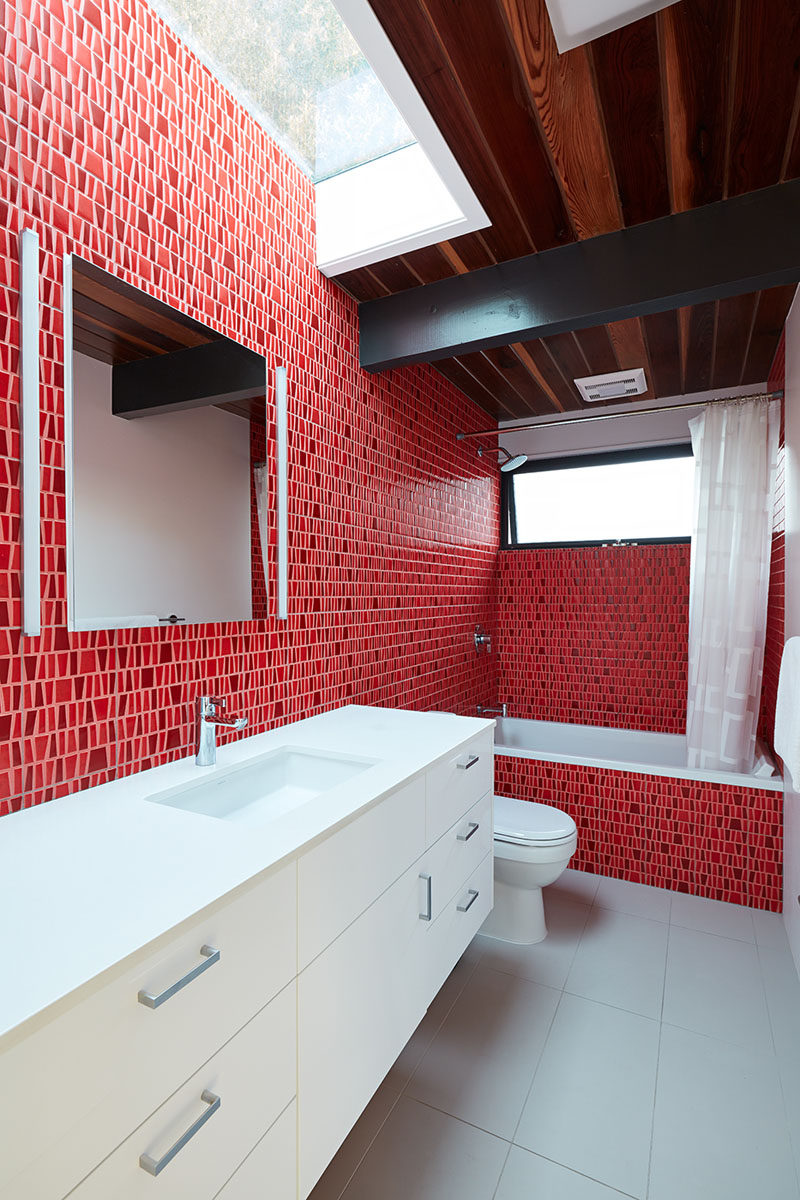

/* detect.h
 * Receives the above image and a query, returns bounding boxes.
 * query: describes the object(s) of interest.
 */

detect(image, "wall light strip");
[63,254,77,632]
[20,229,41,638]
[276,364,288,621]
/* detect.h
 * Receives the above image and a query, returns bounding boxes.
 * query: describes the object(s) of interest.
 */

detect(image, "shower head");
[499,449,528,472]
[465,435,528,472]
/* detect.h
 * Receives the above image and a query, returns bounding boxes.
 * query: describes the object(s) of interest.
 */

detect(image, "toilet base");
[480,878,547,945]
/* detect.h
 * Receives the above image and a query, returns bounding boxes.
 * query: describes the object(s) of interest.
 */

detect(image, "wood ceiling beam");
[359,180,800,372]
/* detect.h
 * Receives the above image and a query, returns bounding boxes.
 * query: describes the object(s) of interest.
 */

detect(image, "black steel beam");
[358,180,800,372]
[112,338,266,418]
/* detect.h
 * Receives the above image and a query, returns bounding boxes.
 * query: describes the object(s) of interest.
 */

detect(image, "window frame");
[501,442,694,550]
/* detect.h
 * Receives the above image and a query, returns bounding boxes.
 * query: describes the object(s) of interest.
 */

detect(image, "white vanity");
[0,705,494,1199]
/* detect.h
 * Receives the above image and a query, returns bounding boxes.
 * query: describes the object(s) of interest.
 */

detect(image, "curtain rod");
[456,390,784,441]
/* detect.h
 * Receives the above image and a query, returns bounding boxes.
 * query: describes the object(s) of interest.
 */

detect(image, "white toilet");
[481,794,578,945]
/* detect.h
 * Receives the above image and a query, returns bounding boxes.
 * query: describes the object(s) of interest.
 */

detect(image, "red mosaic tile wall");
[0,0,500,813]
[495,754,783,911]
[760,333,787,751]
[496,544,690,731]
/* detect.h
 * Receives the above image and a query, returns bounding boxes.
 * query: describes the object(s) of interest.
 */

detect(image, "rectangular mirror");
[64,256,269,631]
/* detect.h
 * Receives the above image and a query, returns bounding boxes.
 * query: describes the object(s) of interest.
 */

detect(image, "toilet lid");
[494,795,577,844]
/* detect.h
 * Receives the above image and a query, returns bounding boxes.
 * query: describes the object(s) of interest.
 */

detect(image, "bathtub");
[494,716,781,792]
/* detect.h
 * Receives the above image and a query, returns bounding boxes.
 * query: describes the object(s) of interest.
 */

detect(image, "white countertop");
[0,705,493,1043]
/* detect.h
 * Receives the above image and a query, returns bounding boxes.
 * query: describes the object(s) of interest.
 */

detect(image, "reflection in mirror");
[66,258,269,631]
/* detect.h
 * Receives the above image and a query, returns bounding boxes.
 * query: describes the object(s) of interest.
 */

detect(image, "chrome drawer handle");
[137,945,220,1009]
[457,821,480,842]
[457,889,480,913]
[419,873,432,922]
[457,754,480,771]
[139,1090,220,1176]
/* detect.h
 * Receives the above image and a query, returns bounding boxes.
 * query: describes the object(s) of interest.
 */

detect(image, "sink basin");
[147,746,377,828]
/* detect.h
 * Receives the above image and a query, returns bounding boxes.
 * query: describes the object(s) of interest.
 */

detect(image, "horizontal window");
[502,444,694,549]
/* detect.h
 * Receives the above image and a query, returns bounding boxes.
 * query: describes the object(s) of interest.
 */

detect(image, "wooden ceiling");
[337,0,800,419]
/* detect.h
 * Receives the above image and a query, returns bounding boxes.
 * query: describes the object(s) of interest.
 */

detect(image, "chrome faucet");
[477,703,508,718]
[195,695,248,766]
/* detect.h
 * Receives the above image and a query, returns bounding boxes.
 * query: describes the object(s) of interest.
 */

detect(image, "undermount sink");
[147,746,377,828]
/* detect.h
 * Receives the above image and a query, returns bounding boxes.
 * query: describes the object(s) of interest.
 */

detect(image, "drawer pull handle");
[457,888,480,913]
[457,754,480,771]
[139,1090,220,1176]
[419,873,432,922]
[457,821,480,842]
[137,945,220,1009]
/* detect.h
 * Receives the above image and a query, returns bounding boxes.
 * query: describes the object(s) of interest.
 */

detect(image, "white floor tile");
[758,943,800,1058]
[515,993,659,1199]
[475,895,590,990]
[594,876,672,923]
[406,966,560,1139]
[752,906,791,949]
[495,1146,636,1199]
[550,867,600,906]
[663,926,773,1052]
[650,1024,798,1200]
[565,908,668,1018]
[670,892,755,941]
[338,1097,509,1200]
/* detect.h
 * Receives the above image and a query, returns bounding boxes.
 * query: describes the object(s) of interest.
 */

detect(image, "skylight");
[150,0,489,275]
[151,0,414,181]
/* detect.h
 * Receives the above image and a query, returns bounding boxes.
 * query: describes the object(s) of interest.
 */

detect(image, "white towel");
[774,637,800,788]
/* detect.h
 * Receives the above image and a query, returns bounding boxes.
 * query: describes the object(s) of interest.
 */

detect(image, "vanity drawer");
[423,852,494,1002]
[2,862,297,1200]
[69,982,296,1200]
[426,730,493,843]
[216,1100,296,1199]
[299,775,426,969]
[420,791,493,923]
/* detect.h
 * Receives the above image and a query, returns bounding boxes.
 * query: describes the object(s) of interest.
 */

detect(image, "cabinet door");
[299,776,426,969]
[298,859,429,1199]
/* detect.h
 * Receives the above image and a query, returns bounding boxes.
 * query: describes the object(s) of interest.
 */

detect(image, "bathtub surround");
[0,0,499,812]
[495,751,782,911]
[686,398,781,773]
[496,544,690,732]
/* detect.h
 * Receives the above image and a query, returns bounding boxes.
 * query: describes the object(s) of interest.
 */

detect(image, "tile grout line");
[644,894,671,1200]
[754,939,800,1199]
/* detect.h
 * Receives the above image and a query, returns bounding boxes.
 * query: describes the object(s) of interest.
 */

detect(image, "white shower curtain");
[686,398,780,773]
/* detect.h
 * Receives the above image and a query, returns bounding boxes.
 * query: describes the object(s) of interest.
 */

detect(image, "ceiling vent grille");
[574,368,647,403]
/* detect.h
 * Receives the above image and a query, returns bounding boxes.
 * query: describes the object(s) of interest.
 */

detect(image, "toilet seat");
[493,794,577,847]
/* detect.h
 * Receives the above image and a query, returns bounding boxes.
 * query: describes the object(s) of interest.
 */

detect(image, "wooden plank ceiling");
[336,0,800,419]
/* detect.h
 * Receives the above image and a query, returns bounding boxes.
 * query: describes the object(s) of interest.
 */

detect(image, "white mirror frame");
[276,364,288,621]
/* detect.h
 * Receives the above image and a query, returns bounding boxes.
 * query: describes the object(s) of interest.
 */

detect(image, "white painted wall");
[71,353,252,629]
[500,383,768,462]
[782,291,800,971]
